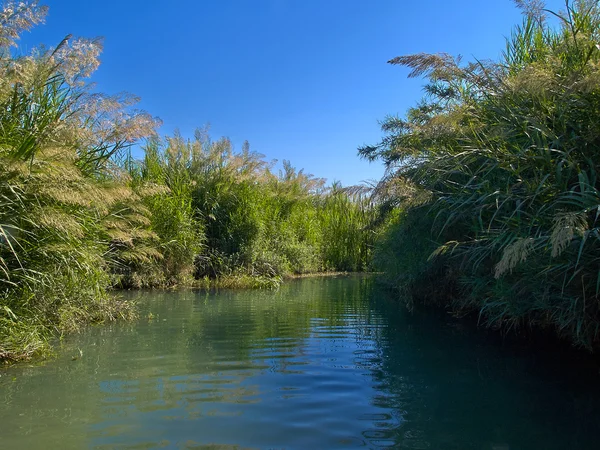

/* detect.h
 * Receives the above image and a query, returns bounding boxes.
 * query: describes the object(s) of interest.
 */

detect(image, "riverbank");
[1,271,372,365]
[0,2,377,367]
[362,1,600,350]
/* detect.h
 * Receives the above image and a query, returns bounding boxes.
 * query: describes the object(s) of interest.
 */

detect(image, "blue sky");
[18,0,563,186]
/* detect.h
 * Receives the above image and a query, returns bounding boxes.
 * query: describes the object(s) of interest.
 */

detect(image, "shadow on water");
[366,283,600,449]
[1,275,600,449]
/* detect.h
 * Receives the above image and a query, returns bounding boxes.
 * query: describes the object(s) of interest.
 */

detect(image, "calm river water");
[1,275,600,449]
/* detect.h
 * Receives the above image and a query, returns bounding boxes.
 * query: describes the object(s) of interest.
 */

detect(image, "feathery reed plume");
[363,0,600,348]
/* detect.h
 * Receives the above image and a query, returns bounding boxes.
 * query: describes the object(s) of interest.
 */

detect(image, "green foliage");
[0,1,153,361]
[133,132,377,282]
[365,0,600,348]
[117,137,204,288]
[319,183,375,271]
[0,1,377,363]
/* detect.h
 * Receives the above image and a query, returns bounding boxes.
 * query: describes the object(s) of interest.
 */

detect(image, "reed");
[364,0,600,348]
[0,1,378,362]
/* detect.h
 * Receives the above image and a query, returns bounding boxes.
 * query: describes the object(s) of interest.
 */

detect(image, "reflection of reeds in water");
[3,277,600,448]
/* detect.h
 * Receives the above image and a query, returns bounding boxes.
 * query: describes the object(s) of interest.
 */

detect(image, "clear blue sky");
[18,0,563,186]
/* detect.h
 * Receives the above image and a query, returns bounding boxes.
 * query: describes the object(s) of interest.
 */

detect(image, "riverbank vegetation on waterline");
[363,0,600,349]
[0,1,378,363]
[123,132,378,290]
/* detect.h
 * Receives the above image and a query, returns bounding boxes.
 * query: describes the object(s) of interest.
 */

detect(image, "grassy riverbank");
[0,3,378,363]
[363,0,600,349]
[8,0,600,364]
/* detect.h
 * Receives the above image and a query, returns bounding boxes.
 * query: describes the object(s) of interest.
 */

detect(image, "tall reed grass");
[0,1,377,362]
[364,0,600,348]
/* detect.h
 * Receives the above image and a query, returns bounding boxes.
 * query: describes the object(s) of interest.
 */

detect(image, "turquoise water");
[1,275,600,449]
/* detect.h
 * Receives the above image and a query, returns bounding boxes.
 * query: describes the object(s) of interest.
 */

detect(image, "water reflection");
[365,289,600,449]
[1,275,600,449]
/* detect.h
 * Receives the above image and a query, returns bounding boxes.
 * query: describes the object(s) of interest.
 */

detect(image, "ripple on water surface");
[2,276,600,449]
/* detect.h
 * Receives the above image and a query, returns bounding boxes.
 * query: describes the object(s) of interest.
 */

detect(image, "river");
[1,275,599,449]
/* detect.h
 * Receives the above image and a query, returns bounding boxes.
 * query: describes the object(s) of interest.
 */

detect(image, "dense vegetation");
[0,1,375,362]
[363,0,600,348]
[8,0,600,363]
[123,132,376,289]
